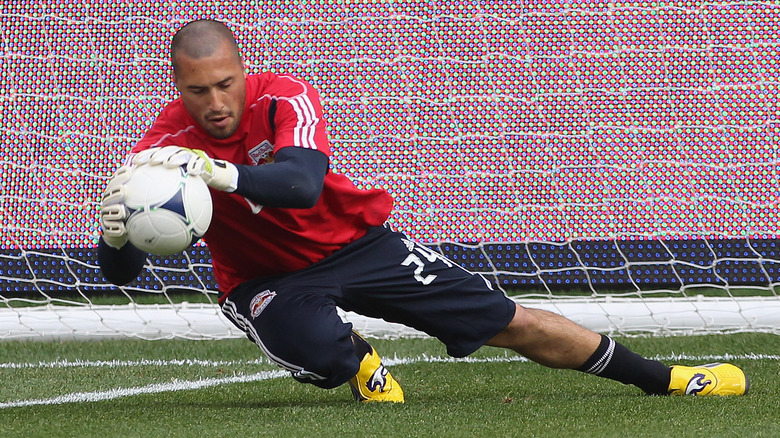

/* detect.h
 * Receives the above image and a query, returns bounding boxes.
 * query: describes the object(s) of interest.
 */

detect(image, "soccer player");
[98,19,748,402]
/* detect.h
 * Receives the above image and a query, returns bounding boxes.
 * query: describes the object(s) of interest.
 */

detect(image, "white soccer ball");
[123,164,213,255]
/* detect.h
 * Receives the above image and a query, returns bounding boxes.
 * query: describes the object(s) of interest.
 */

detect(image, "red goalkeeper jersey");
[130,73,393,296]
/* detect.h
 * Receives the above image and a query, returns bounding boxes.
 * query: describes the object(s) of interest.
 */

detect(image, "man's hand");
[132,145,193,168]
[99,166,132,249]
[186,149,239,192]
[132,146,238,192]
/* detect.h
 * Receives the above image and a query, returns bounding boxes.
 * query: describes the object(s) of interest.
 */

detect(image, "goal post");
[1,2,779,340]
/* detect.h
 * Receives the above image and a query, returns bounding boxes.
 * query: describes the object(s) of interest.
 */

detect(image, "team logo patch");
[249,290,276,318]
[248,140,274,165]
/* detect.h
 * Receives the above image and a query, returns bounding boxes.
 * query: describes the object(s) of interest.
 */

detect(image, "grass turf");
[0,333,777,438]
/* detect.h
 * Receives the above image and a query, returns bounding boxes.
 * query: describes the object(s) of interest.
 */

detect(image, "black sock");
[351,331,372,360]
[576,335,671,395]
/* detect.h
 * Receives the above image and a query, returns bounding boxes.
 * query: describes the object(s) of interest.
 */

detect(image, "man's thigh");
[221,275,358,388]
[328,226,517,357]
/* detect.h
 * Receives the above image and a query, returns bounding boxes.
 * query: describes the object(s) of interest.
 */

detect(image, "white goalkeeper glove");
[132,146,239,192]
[99,166,132,249]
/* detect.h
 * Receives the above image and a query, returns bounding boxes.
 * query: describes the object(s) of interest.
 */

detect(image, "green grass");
[0,333,777,438]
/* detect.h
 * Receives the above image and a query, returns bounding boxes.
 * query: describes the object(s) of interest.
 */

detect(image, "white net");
[1,1,779,339]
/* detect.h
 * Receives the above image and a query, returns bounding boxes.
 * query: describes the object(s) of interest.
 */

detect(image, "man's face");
[172,41,246,139]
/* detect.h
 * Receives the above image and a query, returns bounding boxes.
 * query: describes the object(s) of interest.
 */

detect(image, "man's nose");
[208,89,224,111]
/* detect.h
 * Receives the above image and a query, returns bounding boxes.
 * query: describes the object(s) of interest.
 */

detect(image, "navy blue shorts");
[221,225,516,388]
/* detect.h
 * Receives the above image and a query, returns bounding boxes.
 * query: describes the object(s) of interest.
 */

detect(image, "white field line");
[2,353,778,370]
[0,358,271,369]
[0,370,288,409]
[1,353,776,409]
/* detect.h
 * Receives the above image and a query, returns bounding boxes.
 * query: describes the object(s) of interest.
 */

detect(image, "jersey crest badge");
[249,290,276,319]
[248,140,274,165]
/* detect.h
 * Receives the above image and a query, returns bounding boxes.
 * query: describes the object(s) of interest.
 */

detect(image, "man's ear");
[171,69,179,89]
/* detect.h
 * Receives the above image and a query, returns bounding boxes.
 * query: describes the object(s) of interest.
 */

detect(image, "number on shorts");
[401,245,453,285]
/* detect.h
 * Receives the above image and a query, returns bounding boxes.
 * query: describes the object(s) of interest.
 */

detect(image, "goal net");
[1,1,779,340]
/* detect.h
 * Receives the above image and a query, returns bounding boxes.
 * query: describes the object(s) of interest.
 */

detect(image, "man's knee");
[485,304,539,349]
[271,322,361,389]
[291,348,360,389]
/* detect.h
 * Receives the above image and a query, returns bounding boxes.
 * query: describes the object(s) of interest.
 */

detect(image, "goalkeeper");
[98,19,748,402]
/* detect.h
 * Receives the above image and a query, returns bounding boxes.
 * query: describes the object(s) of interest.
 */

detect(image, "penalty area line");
[1,353,775,409]
[2,353,777,371]
[0,355,530,409]
[0,370,288,409]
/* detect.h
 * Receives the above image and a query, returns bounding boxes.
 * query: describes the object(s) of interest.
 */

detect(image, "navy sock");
[576,335,671,395]
[351,331,372,360]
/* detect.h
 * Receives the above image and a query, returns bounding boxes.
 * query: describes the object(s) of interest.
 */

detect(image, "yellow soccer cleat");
[668,363,749,396]
[348,343,404,403]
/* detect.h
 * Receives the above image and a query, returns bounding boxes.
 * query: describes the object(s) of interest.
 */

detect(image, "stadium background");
[1,1,778,295]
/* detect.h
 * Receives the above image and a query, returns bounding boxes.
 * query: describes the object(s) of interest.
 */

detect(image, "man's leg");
[221,272,404,402]
[486,305,669,395]
[348,331,404,403]
[486,305,602,368]
[486,304,747,396]
[221,289,360,389]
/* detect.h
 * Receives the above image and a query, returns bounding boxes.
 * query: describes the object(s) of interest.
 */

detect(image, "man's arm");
[97,146,326,285]
[97,238,146,285]
[232,146,329,208]
[134,145,330,209]
[97,165,147,285]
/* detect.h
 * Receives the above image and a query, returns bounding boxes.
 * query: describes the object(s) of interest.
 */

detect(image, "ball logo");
[123,164,212,255]
[249,290,276,319]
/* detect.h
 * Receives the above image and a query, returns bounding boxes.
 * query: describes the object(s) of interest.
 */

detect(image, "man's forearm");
[97,237,146,285]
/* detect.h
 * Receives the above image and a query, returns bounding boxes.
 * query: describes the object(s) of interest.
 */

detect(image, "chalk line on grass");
[2,353,775,408]
[0,370,288,409]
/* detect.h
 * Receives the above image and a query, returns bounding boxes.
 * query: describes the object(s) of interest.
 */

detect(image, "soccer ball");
[123,164,213,255]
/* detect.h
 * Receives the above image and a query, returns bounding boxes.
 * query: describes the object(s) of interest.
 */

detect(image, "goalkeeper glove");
[99,166,132,249]
[132,146,239,192]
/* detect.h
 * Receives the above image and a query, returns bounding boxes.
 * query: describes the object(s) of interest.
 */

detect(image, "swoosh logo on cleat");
[686,373,713,395]
[366,365,389,393]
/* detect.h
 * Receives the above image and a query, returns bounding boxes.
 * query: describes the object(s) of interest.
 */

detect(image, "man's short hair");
[170,19,242,70]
